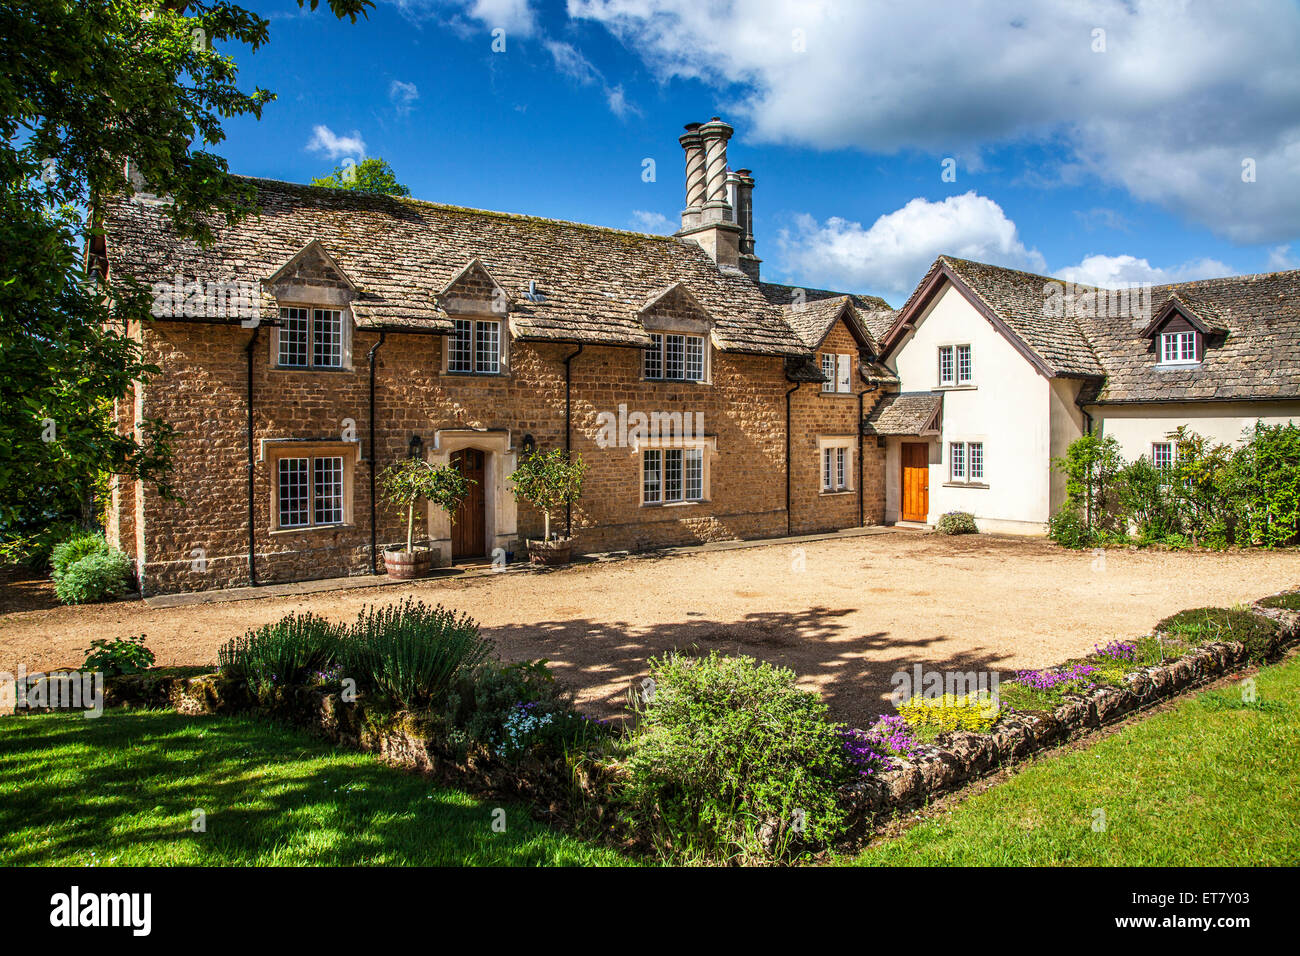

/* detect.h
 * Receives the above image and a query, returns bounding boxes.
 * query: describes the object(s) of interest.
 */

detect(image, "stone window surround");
[633,434,718,507]
[268,284,355,371]
[640,314,714,385]
[260,438,361,532]
[424,429,519,566]
[440,311,511,376]
[817,435,855,494]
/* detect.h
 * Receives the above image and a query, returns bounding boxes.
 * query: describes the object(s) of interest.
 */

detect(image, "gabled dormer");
[265,240,358,371]
[637,283,715,383]
[437,259,511,375]
[1139,296,1226,367]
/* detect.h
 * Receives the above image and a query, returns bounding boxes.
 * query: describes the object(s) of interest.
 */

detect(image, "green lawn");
[0,709,632,866]
[842,654,1300,866]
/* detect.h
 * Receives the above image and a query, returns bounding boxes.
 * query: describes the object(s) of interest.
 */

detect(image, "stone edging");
[841,602,1299,829]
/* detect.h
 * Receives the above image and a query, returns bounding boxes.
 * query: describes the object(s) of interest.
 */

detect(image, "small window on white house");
[644,333,706,382]
[1160,330,1198,365]
[956,344,973,384]
[1152,441,1174,470]
[643,447,704,503]
[939,345,972,386]
[948,441,984,484]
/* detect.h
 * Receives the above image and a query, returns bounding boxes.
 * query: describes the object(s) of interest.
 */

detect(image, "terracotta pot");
[527,538,572,566]
[383,547,434,580]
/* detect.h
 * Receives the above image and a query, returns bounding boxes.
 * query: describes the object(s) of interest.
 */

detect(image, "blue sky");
[220,0,1300,305]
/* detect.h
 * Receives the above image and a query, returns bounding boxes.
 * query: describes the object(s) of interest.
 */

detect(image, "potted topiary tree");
[378,457,472,579]
[508,448,587,566]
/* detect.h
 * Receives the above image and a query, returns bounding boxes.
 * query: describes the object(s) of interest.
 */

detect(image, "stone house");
[101,118,899,595]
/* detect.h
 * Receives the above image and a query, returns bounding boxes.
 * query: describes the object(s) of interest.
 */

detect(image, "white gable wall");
[890,283,1069,532]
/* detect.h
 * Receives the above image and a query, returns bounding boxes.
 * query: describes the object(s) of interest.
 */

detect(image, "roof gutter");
[368,332,387,574]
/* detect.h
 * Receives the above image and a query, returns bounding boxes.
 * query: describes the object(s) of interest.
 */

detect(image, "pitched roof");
[759,282,895,354]
[861,392,943,435]
[1081,270,1300,403]
[883,255,1300,403]
[104,177,809,357]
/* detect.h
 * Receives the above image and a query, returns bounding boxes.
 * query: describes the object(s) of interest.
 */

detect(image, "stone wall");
[121,316,861,594]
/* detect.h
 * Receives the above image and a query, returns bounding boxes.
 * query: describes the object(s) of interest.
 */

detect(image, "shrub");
[441,659,608,758]
[53,549,130,604]
[377,458,471,554]
[345,599,492,709]
[1118,457,1182,544]
[50,532,110,580]
[217,613,346,697]
[83,635,155,676]
[936,511,978,535]
[1048,506,1093,549]
[1229,422,1300,547]
[897,692,999,734]
[623,652,851,862]
[1155,607,1280,663]
[1052,433,1126,536]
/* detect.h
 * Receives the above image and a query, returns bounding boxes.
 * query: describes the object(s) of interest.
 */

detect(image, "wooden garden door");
[901,442,929,523]
[450,448,486,558]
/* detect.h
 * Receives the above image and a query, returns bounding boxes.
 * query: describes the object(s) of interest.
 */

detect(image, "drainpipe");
[563,343,584,536]
[244,326,260,587]
[368,332,387,573]
[785,382,801,536]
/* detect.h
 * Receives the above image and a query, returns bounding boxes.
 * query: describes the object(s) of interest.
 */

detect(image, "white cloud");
[630,209,672,233]
[390,0,537,36]
[1266,245,1300,271]
[389,80,419,115]
[775,192,1045,297]
[1053,254,1236,289]
[569,0,1300,243]
[544,40,640,118]
[306,125,367,161]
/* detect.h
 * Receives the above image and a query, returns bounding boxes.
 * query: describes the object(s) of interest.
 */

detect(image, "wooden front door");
[901,442,930,523]
[450,448,486,558]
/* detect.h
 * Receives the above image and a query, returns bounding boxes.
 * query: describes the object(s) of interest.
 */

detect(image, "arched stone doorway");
[426,429,519,566]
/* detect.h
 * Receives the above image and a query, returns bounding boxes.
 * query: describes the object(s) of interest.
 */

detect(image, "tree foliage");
[0,0,372,561]
[507,448,587,541]
[311,157,411,196]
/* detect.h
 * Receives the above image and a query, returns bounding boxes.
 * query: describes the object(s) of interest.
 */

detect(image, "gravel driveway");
[2,533,1296,727]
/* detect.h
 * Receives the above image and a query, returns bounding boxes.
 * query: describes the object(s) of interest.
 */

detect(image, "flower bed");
[96,592,1300,863]
[840,597,1299,834]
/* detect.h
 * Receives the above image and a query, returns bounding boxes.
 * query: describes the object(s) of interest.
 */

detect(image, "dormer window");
[276,306,347,369]
[448,318,504,374]
[1160,330,1199,365]
[644,333,706,382]
[938,344,973,386]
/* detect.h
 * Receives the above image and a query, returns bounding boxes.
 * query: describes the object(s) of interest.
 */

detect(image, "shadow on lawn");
[484,604,1018,730]
[0,711,612,866]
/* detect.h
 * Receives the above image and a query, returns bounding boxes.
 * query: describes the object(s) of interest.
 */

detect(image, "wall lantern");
[408,434,424,459]
[521,434,537,457]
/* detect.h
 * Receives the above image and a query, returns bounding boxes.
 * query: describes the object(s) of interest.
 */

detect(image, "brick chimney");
[675,117,742,270]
